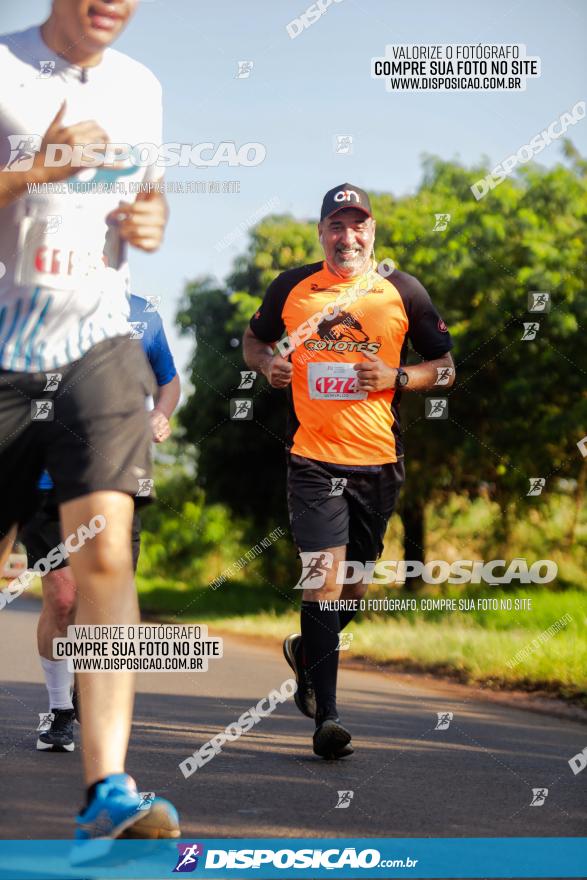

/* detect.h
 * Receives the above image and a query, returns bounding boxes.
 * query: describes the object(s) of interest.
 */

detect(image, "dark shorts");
[0,336,155,539]
[287,453,405,564]
[17,490,142,573]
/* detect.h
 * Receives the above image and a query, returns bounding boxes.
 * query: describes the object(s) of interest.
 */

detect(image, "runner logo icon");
[43,372,62,391]
[335,790,354,809]
[337,632,353,651]
[435,711,453,730]
[137,791,155,811]
[238,371,257,390]
[173,843,204,872]
[433,213,451,231]
[294,551,334,590]
[434,367,454,386]
[521,322,539,341]
[329,477,347,496]
[31,400,54,421]
[3,134,41,171]
[136,478,154,497]
[144,296,161,312]
[425,399,448,419]
[129,321,147,340]
[38,60,55,78]
[230,399,253,420]
[528,292,550,312]
[527,478,546,496]
[530,788,548,806]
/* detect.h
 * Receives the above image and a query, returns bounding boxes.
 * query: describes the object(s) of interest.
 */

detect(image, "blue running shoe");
[75,773,180,840]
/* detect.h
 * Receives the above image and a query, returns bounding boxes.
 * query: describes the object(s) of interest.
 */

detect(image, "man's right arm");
[0,101,111,209]
[0,167,45,210]
[243,273,294,388]
[242,327,292,388]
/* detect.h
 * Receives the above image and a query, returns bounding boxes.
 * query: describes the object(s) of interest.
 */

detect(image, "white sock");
[40,657,73,710]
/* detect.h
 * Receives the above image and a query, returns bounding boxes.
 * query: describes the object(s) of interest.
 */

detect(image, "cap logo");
[334,189,359,203]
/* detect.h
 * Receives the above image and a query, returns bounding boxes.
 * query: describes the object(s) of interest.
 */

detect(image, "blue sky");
[2,0,586,378]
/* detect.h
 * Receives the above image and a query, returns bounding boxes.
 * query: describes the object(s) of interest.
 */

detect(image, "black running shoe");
[313,718,352,760]
[283,633,316,719]
[36,708,75,752]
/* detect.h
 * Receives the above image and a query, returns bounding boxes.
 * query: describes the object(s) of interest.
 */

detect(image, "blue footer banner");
[0,838,585,879]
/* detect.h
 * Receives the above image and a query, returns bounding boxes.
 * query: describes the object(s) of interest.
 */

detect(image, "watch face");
[398,371,409,386]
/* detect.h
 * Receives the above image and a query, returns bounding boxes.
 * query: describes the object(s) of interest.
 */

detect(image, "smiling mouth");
[88,5,122,31]
[336,247,362,259]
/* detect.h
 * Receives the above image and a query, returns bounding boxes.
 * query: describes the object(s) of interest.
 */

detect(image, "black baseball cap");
[320,183,372,221]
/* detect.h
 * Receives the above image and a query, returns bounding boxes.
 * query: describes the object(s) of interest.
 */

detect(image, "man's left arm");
[355,350,455,393]
[116,186,168,253]
[147,316,180,443]
[151,374,181,442]
[356,273,456,393]
[110,75,167,252]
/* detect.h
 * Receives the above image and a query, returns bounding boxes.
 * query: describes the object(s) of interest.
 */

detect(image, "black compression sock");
[300,600,340,720]
[338,607,358,630]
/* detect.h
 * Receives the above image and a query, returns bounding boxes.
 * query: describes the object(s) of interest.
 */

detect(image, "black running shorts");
[0,335,155,539]
[17,490,143,573]
[287,453,404,563]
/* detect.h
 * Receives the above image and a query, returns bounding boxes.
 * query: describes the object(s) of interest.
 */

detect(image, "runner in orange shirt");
[243,184,455,759]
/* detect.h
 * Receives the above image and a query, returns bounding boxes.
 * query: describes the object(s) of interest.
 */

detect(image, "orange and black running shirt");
[249,260,452,466]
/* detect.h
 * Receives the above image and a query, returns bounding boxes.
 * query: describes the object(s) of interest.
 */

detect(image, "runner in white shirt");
[0,0,179,841]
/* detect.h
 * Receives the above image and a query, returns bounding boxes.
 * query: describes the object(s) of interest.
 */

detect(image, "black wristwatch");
[395,367,409,389]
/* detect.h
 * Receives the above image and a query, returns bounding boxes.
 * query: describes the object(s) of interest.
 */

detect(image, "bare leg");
[37,567,77,658]
[60,491,138,786]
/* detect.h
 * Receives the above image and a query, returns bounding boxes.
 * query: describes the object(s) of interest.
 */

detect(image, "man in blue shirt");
[18,296,180,754]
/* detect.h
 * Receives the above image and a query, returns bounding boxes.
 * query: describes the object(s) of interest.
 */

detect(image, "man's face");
[319,208,376,277]
[51,0,138,52]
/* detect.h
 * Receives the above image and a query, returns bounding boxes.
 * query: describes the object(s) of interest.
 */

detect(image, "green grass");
[136,580,587,703]
[210,611,585,701]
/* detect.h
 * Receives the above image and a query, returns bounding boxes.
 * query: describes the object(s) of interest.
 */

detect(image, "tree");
[176,148,587,570]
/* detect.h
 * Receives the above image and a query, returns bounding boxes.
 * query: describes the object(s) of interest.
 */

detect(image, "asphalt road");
[1,597,585,843]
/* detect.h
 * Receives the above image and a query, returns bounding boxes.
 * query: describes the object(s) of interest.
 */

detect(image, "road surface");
[0,598,585,842]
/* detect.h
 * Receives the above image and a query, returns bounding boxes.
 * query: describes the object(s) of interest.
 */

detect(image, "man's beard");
[334,246,365,269]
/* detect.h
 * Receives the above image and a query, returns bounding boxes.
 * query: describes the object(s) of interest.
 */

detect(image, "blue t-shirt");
[128,294,177,387]
[38,295,176,491]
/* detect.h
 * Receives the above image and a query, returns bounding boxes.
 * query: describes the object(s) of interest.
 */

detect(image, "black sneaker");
[37,708,75,752]
[313,717,352,760]
[283,633,316,719]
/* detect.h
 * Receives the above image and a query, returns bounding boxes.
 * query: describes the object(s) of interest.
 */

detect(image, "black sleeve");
[249,276,288,344]
[249,262,322,344]
[391,270,453,360]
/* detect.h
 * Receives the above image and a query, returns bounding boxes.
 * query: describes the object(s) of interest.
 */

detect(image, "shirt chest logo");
[303,309,381,354]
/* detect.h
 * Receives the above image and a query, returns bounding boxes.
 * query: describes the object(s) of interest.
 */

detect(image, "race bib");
[14,214,106,291]
[307,362,367,400]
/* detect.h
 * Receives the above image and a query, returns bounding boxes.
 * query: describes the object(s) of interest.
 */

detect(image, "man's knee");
[60,491,134,580]
[341,582,368,601]
[42,568,76,626]
[302,570,344,602]
[78,534,134,581]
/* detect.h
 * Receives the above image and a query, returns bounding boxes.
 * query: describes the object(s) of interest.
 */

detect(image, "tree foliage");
[176,148,587,561]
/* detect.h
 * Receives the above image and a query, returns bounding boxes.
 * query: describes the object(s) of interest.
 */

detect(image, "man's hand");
[108,187,168,252]
[354,351,396,392]
[263,353,293,388]
[150,409,171,443]
[33,101,113,185]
